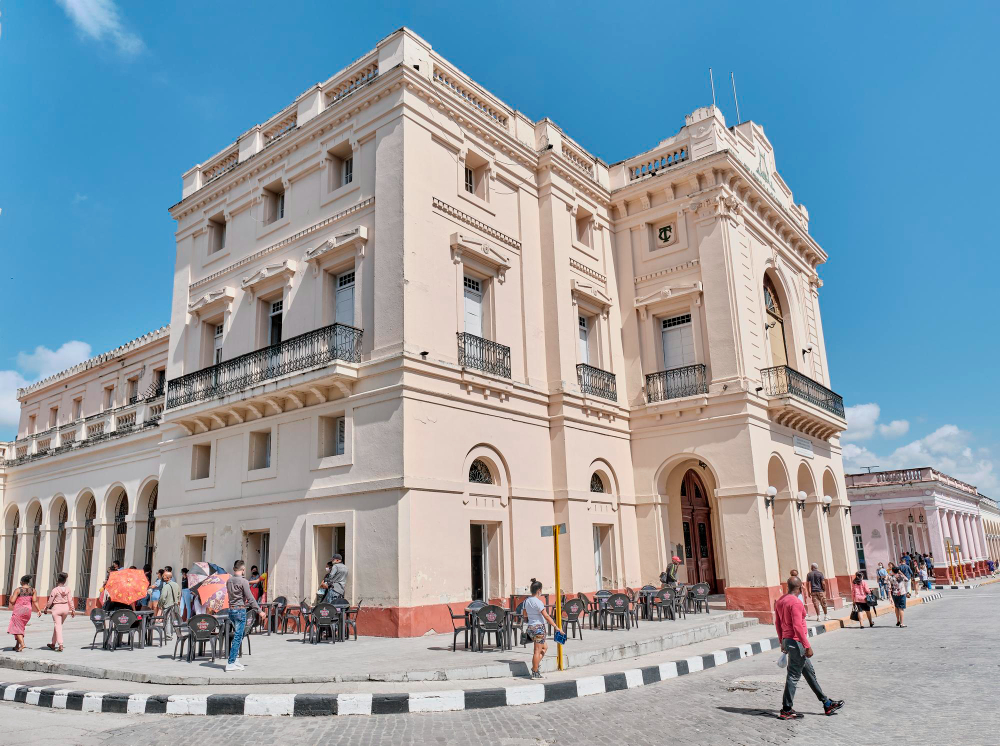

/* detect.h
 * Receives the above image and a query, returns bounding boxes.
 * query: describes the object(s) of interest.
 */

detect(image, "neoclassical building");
[1,28,854,629]
[847,468,997,583]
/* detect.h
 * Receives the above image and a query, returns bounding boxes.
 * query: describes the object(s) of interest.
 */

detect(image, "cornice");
[450,231,511,282]
[432,197,521,250]
[241,259,297,296]
[304,225,369,275]
[634,259,700,285]
[188,287,236,316]
[634,281,703,319]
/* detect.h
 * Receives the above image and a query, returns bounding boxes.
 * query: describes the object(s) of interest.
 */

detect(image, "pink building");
[846,468,994,584]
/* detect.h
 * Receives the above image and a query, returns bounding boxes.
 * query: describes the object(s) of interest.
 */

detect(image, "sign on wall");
[655,222,676,248]
[793,436,814,458]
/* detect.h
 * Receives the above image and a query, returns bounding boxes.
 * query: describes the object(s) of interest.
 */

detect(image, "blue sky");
[1,2,997,489]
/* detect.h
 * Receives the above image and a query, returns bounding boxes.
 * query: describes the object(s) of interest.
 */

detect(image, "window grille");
[338,271,356,287]
[469,459,493,484]
[464,166,474,194]
[52,503,68,585]
[343,157,353,186]
[76,499,96,610]
[4,509,19,598]
[662,314,692,329]
[143,486,158,571]
[112,492,129,568]
[463,276,480,293]
[590,473,606,493]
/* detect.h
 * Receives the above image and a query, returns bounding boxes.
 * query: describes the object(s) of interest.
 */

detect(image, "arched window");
[468,459,494,485]
[143,485,158,570]
[28,505,42,582]
[590,473,606,493]
[763,275,789,367]
[76,497,96,610]
[52,502,68,585]
[112,491,129,568]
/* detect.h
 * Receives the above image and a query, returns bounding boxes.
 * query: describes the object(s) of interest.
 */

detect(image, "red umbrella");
[198,573,230,613]
[103,568,149,605]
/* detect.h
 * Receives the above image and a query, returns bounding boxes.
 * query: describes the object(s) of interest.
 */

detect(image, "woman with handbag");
[522,578,563,680]
[850,570,874,629]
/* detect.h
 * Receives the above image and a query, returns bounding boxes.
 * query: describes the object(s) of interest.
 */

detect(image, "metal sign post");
[541,523,567,671]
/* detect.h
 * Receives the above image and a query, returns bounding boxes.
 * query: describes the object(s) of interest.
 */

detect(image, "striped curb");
[933,577,999,590]
[0,593,943,717]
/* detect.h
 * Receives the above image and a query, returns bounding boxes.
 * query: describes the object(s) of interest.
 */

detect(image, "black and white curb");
[0,597,943,717]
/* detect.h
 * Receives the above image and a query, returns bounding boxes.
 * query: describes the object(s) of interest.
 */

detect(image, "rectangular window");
[214,324,224,365]
[127,378,139,404]
[208,217,226,254]
[269,301,283,345]
[191,443,211,480]
[463,276,483,337]
[683,521,693,559]
[72,398,82,420]
[336,270,355,327]
[28,414,36,434]
[852,525,866,572]
[154,369,166,395]
[464,166,475,194]
[49,407,59,428]
[319,415,346,458]
[264,187,285,224]
[249,430,271,471]
[661,313,695,370]
[578,315,590,366]
[103,386,114,410]
[342,157,353,186]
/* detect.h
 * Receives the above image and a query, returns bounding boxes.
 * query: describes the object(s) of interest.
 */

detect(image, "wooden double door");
[680,470,718,593]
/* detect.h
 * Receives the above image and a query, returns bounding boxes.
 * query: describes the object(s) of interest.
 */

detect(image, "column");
[974,516,989,571]
[946,512,961,580]
[957,513,974,577]
[967,514,984,574]
[925,508,950,584]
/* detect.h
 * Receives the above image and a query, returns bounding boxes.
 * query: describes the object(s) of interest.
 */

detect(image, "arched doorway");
[3,508,19,599]
[76,496,96,611]
[763,275,789,367]
[111,490,128,568]
[28,504,43,582]
[680,469,718,592]
[142,484,158,570]
[52,500,68,585]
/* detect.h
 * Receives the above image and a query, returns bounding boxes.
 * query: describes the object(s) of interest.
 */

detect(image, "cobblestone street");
[3,585,996,745]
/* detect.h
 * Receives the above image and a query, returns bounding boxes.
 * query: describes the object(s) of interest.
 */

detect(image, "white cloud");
[878,419,910,438]
[843,424,997,494]
[1,341,92,430]
[843,403,880,442]
[72,193,88,204]
[56,0,144,56]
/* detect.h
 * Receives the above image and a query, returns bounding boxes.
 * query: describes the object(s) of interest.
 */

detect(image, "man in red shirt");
[774,576,844,719]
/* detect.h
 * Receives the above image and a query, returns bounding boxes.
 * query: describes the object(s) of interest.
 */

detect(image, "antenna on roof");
[709,68,717,108]
[731,72,741,124]
[861,466,881,473]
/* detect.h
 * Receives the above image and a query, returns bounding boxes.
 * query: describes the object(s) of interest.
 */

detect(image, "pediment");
[242,259,297,295]
[450,231,511,282]
[188,286,236,316]
[634,282,702,319]
[571,278,612,312]
[304,226,369,274]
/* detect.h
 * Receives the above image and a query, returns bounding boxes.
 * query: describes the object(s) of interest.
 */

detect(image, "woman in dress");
[7,575,40,652]
[850,570,874,629]
[43,572,74,652]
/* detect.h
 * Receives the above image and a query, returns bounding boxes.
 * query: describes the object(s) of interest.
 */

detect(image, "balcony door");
[267,300,283,375]
[578,316,590,365]
[335,270,355,328]
[662,313,695,370]
[763,276,788,367]
[463,276,482,337]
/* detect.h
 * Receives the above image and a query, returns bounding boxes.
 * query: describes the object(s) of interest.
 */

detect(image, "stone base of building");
[932,566,953,584]
[724,584,783,624]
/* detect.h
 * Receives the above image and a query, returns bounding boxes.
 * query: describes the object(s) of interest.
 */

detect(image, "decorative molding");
[241,259,297,298]
[432,197,521,250]
[634,282,703,320]
[571,278,613,317]
[187,287,236,317]
[304,226,369,275]
[450,232,511,282]
[569,258,606,284]
[633,259,700,285]
[189,197,373,292]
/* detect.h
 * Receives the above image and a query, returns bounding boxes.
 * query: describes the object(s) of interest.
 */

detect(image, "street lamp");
[822,494,833,514]
[765,486,777,511]
[795,491,807,511]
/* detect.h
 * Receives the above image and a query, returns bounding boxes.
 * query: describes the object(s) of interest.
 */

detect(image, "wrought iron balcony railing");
[760,365,845,418]
[577,363,617,401]
[457,333,511,379]
[166,322,363,409]
[645,363,708,403]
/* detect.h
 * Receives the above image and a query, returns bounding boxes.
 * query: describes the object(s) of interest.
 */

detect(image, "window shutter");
[336,417,346,456]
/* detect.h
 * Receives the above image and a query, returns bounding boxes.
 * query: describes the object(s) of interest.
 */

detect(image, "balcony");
[457,333,511,379]
[645,364,708,403]
[759,365,846,439]
[577,363,617,401]
[167,323,362,410]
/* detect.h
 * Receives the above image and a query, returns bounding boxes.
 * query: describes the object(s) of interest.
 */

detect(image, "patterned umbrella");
[187,561,225,591]
[197,573,230,613]
[103,568,149,605]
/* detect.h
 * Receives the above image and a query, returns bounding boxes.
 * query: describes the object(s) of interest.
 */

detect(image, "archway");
[135,481,158,569]
[76,493,97,609]
[763,273,789,367]
[49,497,69,586]
[108,488,129,569]
[798,462,831,582]
[768,455,801,580]
[27,503,43,583]
[680,469,718,592]
[3,507,19,599]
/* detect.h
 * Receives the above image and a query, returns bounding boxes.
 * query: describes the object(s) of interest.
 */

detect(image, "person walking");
[322,554,348,603]
[659,556,681,587]
[158,569,180,640]
[805,563,828,621]
[897,556,912,596]
[180,568,194,621]
[147,569,164,613]
[42,573,74,652]
[889,564,907,627]
[523,578,562,680]
[224,560,265,672]
[774,576,845,720]
[850,570,874,629]
[788,569,805,605]
[7,576,40,652]
[876,563,889,599]
[248,566,261,602]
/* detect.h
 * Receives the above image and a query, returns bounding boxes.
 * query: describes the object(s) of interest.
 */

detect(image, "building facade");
[2,28,854,628]
[846,468,997,583]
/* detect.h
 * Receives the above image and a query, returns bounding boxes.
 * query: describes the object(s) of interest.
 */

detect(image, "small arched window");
[469,459,494,485]
[763,276,782,318]
[590,473,606,493]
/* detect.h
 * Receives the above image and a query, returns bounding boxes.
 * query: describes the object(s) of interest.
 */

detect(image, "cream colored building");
[2,28,854,629]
